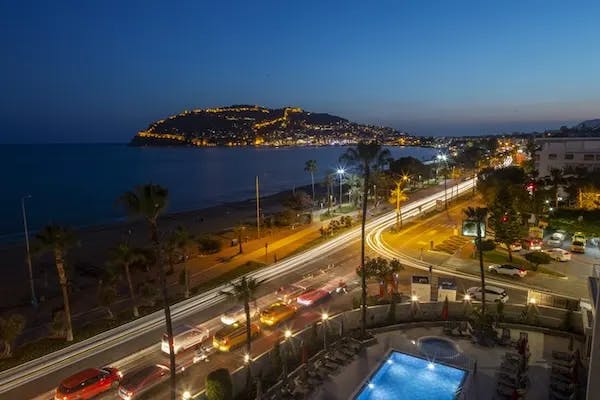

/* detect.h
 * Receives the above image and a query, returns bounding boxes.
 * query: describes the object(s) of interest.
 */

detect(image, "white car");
[488,264,527,278]
[466,286,509,303]
[220,304,259,325]
[509,242,522,252]
[161,325,210,355]
[553,230,567,241]
[544,248,571,261]
[546,235,562,247]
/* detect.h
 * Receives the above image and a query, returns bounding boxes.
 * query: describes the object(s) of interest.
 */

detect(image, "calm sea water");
[0,144,436,241]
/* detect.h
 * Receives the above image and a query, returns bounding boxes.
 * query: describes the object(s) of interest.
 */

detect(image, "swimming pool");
[354,351,467,400]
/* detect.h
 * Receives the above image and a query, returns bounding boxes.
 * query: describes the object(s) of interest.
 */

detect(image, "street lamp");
[336,169,345,210]
[321,312,329,350]
[437,154,448,210]
[21,195,37,307]
[282,329,293,383]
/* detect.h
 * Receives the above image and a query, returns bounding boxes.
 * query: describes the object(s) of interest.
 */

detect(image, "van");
[213,322,260,352]
[161,325,210,355]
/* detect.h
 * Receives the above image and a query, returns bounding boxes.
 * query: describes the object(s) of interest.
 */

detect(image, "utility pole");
[21,195,37,307]
[256,176,260,238]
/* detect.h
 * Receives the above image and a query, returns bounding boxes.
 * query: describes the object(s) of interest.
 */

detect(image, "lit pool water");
[355,351,467,400]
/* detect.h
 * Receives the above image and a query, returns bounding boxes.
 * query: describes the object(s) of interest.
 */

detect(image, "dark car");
[118,364,169,400]
[55,367,121,400]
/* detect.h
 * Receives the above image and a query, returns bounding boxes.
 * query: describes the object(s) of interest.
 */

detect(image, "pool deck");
[308,326,580,400]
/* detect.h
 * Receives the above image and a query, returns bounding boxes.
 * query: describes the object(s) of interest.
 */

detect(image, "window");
[584,154,594,161]
[548,154,557,160]
[565,153,574,160]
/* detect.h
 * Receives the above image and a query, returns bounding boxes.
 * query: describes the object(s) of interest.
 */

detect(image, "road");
[0,179,567,400]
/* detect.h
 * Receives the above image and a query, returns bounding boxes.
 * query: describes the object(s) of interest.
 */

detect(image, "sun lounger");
[496,370,528,388]
[549,391,576,400]
[550,381,576,394]
[552,364,575,378]
[500,360,527,375]
[504,351,523,362]
[552,350,574,361]
[495,382,524,399]
[292,377,312,396]
[552,359,576,369]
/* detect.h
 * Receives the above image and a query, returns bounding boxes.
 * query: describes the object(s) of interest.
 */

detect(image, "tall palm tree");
[34,224,77,341]
[108,243,145,317]
[221,276,263,389]
[464,206,488,315]
[388,184,408,230]
[549,168,563,208]
[118,184,177,400]
[340,142,391,337]
[171,226,195,298]
[304,160,318,205]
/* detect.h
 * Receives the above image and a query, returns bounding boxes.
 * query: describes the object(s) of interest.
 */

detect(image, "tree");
[341,141,391,338]
[388,184,408,230]
[360,257,403,297]
[233,225,246,254]
[489,187,523,262]
[34,224,77,341]
[197,235,222,254]
[389,156,431,179]
[220,276,263,390]
[346,174,363,207]
[282,190,312,211]
[304,160,318,205]
[97,282,118,319]
[108,243,145,317]
[205,368,233,400]
[171,226,195,298]
[464,207,488,316]
[0,314,25,358]
[324,174,334,213]
[549,168,563,208]
[119,183,177,400]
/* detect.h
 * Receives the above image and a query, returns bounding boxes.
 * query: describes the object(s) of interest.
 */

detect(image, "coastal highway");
[0,179,535,400]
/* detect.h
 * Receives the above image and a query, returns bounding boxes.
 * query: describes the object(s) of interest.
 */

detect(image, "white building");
[534,137,600,177]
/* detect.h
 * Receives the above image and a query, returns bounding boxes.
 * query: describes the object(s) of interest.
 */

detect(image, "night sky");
[2,0,600,143]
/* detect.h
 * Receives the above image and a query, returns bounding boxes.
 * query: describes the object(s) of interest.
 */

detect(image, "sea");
[0,144,437,242]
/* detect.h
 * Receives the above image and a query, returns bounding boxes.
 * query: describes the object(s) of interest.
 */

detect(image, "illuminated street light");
[244,353,251,364]
[284,329,292,339]
[336,168,345,209]
[321,312,329,321]
[411,295,418,302]
[528,297,537,305]
[182,391,192,400]
[463,294,471,302]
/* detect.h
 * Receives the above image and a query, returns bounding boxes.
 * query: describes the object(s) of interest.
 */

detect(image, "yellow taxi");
[212,322,260,352]
[259,302,296,327]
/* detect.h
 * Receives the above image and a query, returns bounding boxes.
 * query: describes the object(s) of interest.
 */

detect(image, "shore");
[0,183,323,309]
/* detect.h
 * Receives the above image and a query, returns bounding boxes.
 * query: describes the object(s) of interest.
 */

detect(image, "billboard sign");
[462,220,486,238]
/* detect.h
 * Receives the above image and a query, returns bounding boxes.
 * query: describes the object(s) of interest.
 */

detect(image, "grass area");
[319,205,358,220]
[481,249,566,278]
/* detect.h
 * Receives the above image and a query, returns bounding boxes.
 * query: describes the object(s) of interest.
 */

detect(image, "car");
[161,325,210,355]
[572,232,586,244]
[488,264,527,278]
[521,238,542,251]
[544,248,572,261]
[212,322,261,352]
[118,364,169,400]
[570,241,586,253]
[296,289,331,306]
[259,302,296,326]
[55,367,122,400]
[220,304,259,325]
[466,286,509,303]
[509,242,522,252]
[546,235,562,247]
[553,230,567,241]
[276,284,311,304]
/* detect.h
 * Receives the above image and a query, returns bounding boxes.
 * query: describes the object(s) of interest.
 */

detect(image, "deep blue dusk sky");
[2,0,600,142]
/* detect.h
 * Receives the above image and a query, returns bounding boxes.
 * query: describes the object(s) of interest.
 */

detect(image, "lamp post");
[336,169,344,210]
[21,195,37,307]
[282,329,292,383]
[437,154,448,210]
[321,313,329,350]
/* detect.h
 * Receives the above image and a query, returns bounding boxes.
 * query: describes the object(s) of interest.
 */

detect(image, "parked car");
[553,230,567,241]
[466,286,509,303]
[220,304,259,325]
[570,241,586,253]
[521,238,542,251]
[544,248,572,261]
[118,365,169,400]
[488,264,527,278]
[56,367,122,400]
[161,325,210,355]
[546,235,562,247]
[509,242,522,252]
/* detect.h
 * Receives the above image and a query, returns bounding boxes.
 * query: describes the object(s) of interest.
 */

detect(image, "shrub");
[477,239,496,252]
[524,251,552,265]
[197,236,222,254]
[205,368,233,400]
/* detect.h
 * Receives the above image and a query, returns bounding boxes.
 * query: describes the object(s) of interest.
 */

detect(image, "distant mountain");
[575,119,600,131]
[130,105,417,147]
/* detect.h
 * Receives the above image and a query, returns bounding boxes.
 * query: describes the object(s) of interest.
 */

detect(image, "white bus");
[161,325,210,355]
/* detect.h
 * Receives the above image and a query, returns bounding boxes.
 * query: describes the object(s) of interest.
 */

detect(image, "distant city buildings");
[534,137,600,176]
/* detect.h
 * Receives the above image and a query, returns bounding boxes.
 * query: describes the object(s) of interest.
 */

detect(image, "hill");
[130,105,415,147]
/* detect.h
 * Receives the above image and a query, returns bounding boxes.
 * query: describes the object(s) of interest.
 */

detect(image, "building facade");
[534,137,600,177]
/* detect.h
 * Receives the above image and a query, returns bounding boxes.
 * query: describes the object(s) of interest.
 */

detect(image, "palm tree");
[108,243,145,317]
[118,184,177,400]
[549,168,563,208]
[171,226,195,298]
[221,276,263,389]
[34,224,77,341]
[464,206,488,315]
[304,160,318,206]
[0,314,26,357]
[340,142,391,337]
[388,184,408,230]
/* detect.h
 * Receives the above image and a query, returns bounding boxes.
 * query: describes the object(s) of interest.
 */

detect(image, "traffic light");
[501,214,508,223]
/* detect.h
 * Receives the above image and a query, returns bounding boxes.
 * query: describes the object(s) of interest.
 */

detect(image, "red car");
[118,364,170,400]
[55,367,121,400]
